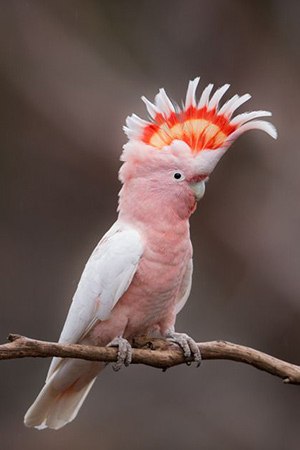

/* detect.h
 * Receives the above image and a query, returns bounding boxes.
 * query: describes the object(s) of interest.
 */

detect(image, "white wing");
[47,221,144,380]
[174,259,193,315]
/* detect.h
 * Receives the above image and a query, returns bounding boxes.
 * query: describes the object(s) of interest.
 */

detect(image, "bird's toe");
[108,336,132,371]
[166,332,201,367]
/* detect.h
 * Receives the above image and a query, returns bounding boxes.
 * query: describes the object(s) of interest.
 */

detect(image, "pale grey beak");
[190,180,206,201]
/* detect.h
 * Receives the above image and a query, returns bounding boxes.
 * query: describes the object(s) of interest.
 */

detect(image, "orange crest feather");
[124,77,277,153]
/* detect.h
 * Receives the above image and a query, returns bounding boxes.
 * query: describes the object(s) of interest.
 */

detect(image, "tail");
[24,359,104,430]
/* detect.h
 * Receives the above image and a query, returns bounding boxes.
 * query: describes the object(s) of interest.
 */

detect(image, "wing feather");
[47,222,143,380]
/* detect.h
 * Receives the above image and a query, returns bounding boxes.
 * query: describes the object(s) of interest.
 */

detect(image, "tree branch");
[1,334,300,384]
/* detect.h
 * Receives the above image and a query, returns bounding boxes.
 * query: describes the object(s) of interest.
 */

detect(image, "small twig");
[1,334,300,384]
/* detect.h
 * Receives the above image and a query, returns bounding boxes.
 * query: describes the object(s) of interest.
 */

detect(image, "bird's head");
[119,77,277,220]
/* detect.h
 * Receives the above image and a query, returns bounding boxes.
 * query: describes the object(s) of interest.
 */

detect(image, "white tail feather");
[25,360,103,430]
[24,377,96,430]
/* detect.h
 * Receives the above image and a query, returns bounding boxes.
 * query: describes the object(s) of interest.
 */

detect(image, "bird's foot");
[108,336,132,371]
[166,331,201,367]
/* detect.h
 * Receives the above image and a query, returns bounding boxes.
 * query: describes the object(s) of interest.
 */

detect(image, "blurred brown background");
[1,1,300,449]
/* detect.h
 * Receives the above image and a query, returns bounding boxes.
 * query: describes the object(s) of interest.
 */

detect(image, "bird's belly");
[88,230,192,345]
[115,251,189,337]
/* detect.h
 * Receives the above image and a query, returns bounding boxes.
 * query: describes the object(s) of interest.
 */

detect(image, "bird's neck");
[117,182,196,234]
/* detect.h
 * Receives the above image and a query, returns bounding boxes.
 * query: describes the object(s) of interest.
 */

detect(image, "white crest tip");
[230,110,272,126]
[141,96,159,118]
[185,77,200,108]
[155,88,175,115]
[208,84,230,110]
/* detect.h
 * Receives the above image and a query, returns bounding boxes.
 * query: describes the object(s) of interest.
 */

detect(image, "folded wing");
[47,222,144,381]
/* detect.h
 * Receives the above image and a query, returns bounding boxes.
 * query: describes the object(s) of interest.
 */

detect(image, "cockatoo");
[24,77,277,430]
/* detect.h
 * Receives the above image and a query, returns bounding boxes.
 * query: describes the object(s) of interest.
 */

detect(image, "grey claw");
[108,336,132,371]
[167,332,201,367]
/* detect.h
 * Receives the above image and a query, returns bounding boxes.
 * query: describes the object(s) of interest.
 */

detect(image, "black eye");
[174,172,182,180]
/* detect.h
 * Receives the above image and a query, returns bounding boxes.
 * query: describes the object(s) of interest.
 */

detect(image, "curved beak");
[189,180,206,201]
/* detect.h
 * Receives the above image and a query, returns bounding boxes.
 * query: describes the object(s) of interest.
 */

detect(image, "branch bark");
[1,334,300,384]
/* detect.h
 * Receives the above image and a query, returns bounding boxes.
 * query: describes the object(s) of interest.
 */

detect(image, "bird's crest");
[124,77,277,153]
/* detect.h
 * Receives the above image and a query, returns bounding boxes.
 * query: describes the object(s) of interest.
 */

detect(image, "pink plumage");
[24,77,277,430]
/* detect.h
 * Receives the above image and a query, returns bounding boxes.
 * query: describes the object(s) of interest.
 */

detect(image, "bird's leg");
[166,330,201,367]
[107,336,132,371]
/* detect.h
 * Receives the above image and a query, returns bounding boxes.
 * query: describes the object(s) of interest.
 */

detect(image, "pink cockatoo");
[24,77,277,430]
